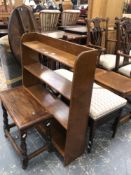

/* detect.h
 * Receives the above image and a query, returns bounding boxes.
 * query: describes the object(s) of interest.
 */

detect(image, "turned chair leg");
[1,102,9,137]
[112,109,123,138]
[20,131,28,169]
[112,116,120,138]
[88,121,96,153]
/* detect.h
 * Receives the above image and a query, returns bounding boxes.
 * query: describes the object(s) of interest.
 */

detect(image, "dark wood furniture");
[0,87,52,169]
[1,32,97,167]
[62,25,87,35]
[42,30,87,42]
[21,32,97,165]
[64,26,87,35]
[8,5,38,63]
[86,17,121,70]
[54,68,127,152]
[95,71,131,98]
[115,18,131,77]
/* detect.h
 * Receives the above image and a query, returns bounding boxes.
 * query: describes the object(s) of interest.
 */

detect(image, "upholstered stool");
[55,69,127,152]
[40,10,60,32]
[0,86,52,169]
[61,10,80,26]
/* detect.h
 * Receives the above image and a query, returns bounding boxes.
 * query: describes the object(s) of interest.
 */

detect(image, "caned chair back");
[40,10,60,32]
[62,10,80,26]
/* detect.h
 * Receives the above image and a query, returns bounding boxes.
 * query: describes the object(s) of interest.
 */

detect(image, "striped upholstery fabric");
[40,10,60,32]
[62,10,80,26]
[55,69,127,119]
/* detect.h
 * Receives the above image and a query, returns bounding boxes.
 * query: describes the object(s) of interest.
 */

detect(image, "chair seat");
[90,85,127,119]
[55,69,127,120]
[118,64,131,77]
[55,69,73,81]
[99,54,124,70]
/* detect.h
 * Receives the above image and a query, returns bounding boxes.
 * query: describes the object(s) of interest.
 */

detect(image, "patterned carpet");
[0,66,7,91]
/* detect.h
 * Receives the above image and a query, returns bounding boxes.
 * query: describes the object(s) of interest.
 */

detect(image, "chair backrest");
[86,17,109,50]
[62,10,80,26]
[116,18,131,55]
[40,10,60,32]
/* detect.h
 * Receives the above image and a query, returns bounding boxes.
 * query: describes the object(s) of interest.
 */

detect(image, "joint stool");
[0,86,52,169]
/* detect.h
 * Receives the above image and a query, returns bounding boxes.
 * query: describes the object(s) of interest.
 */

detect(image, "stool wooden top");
[95,71,131,97]
[0,86,51,130]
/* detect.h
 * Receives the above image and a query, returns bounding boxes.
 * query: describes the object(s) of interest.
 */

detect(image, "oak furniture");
[21,32,97,165]
[64,25,87,35]
[8,5,38,63]
[0,87,52,169]
[95,71,131,98]
[55,68,127,152]
[42,30,87,42]
[115,18,131,78]
[86,17,124,71]
[1,32,98,166]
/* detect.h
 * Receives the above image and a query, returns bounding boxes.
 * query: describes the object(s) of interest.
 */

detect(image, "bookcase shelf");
[21,32,97,165]
[24,63,72,100]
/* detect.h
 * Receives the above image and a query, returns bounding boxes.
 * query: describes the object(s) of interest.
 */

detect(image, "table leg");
[1,102,9,137]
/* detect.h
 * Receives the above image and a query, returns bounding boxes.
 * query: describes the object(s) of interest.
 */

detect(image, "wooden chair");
[86,17,125,71]
[61,9,80,26]
[55,69,127,152]
[40,10,60,32]
[115,18,131,77]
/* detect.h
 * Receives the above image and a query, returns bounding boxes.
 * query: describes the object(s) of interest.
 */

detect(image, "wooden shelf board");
[24,63,72,100]
[24,85,69,130]
[23,41,76,68]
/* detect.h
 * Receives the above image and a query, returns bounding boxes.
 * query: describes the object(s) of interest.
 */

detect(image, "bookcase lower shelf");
[24,84,68,157]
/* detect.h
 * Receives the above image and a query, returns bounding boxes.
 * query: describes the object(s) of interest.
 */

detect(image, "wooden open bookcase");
[21,33,97,165]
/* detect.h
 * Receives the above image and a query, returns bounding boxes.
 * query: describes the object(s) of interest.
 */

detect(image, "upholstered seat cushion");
[55,69,73,81]
[0,35,11,52]
[90,85,127,119]
[99,54,124,70]
[55,69,127,119]
[118,64,131,77]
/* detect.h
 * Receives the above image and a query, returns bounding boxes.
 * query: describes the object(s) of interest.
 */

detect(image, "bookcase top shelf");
[22,32,94,68]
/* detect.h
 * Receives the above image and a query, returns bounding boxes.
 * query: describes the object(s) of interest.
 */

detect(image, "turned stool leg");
[20,131,28,169]
[1,102,9,137]
[88,121,96,153]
